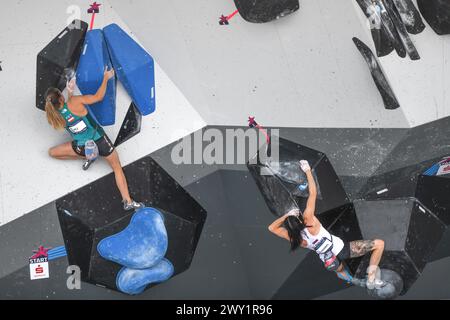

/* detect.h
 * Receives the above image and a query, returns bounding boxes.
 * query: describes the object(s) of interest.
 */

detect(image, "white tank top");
[301,224,344,262]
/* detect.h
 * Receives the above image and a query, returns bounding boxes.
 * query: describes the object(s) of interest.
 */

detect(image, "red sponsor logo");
[35,265,44,274]
[30,246,49,259]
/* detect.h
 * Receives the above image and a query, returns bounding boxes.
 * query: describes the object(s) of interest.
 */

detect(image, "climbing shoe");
[82,159,96,171]
[123,200,145,211]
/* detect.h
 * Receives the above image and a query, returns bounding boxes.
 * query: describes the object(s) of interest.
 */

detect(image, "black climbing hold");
[391,0,426,34]
[247,137,349,218]
[376,0,407,58]
[366,269,404,300]
[355,0,396,57]
[372,28,395,58]
[384,0,420,60]
[0,61,2,71]
[355,0,424,59]
[353,199,446,294]
[417,0,450,35]
[36,20,88,110]
[56,156,207,292]
[357,0,406,58]
[352,37,400,110]
[113,102,142,147]
[234,0,299,23]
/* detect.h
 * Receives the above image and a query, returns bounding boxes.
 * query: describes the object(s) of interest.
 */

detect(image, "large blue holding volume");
[103,23,156,116]
[96,207,173,295]
[116,259,174,295]
[76,29,117,126]
[97,207,168,269]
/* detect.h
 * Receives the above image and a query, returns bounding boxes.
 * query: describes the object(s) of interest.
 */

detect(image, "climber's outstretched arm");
[299,160,317,223]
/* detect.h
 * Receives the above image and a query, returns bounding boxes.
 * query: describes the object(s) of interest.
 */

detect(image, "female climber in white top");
[268,160,385,288]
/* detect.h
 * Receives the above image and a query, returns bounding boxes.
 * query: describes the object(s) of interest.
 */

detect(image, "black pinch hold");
[233,0,299,23]
[353,37,400,110]
[114,102,142,147]
[355,0,406,58]
[356,0,423,59]
[0,61,2,71]
[373,28,395,58]
[384,0,420,60]
[417,0,450,35]
[377,0,406,58]
[355,0,394,57]
[391,0,426,34]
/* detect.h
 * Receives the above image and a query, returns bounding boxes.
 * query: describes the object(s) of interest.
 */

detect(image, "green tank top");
[58,103,104,146]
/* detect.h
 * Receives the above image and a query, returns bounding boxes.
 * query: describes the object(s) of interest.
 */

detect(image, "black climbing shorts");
[337,242,351,261]
[72,135,115,158]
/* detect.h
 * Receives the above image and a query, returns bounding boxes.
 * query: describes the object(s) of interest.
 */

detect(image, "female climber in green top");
[44,67,143,211]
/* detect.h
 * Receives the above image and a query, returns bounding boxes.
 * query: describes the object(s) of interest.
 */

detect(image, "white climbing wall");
[110,0,411,128]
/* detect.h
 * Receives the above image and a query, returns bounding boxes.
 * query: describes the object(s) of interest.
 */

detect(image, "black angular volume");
[56,156,207,292]
[416,174,450,226]
[36,20,88,110]
[248,137,349,222]
[114,102,142,147]
[359,157,445,200]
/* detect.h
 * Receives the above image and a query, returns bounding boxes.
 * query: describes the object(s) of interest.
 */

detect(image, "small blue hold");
[116,258,174,295]
[97,207,168,269]
[298,182,308,191]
